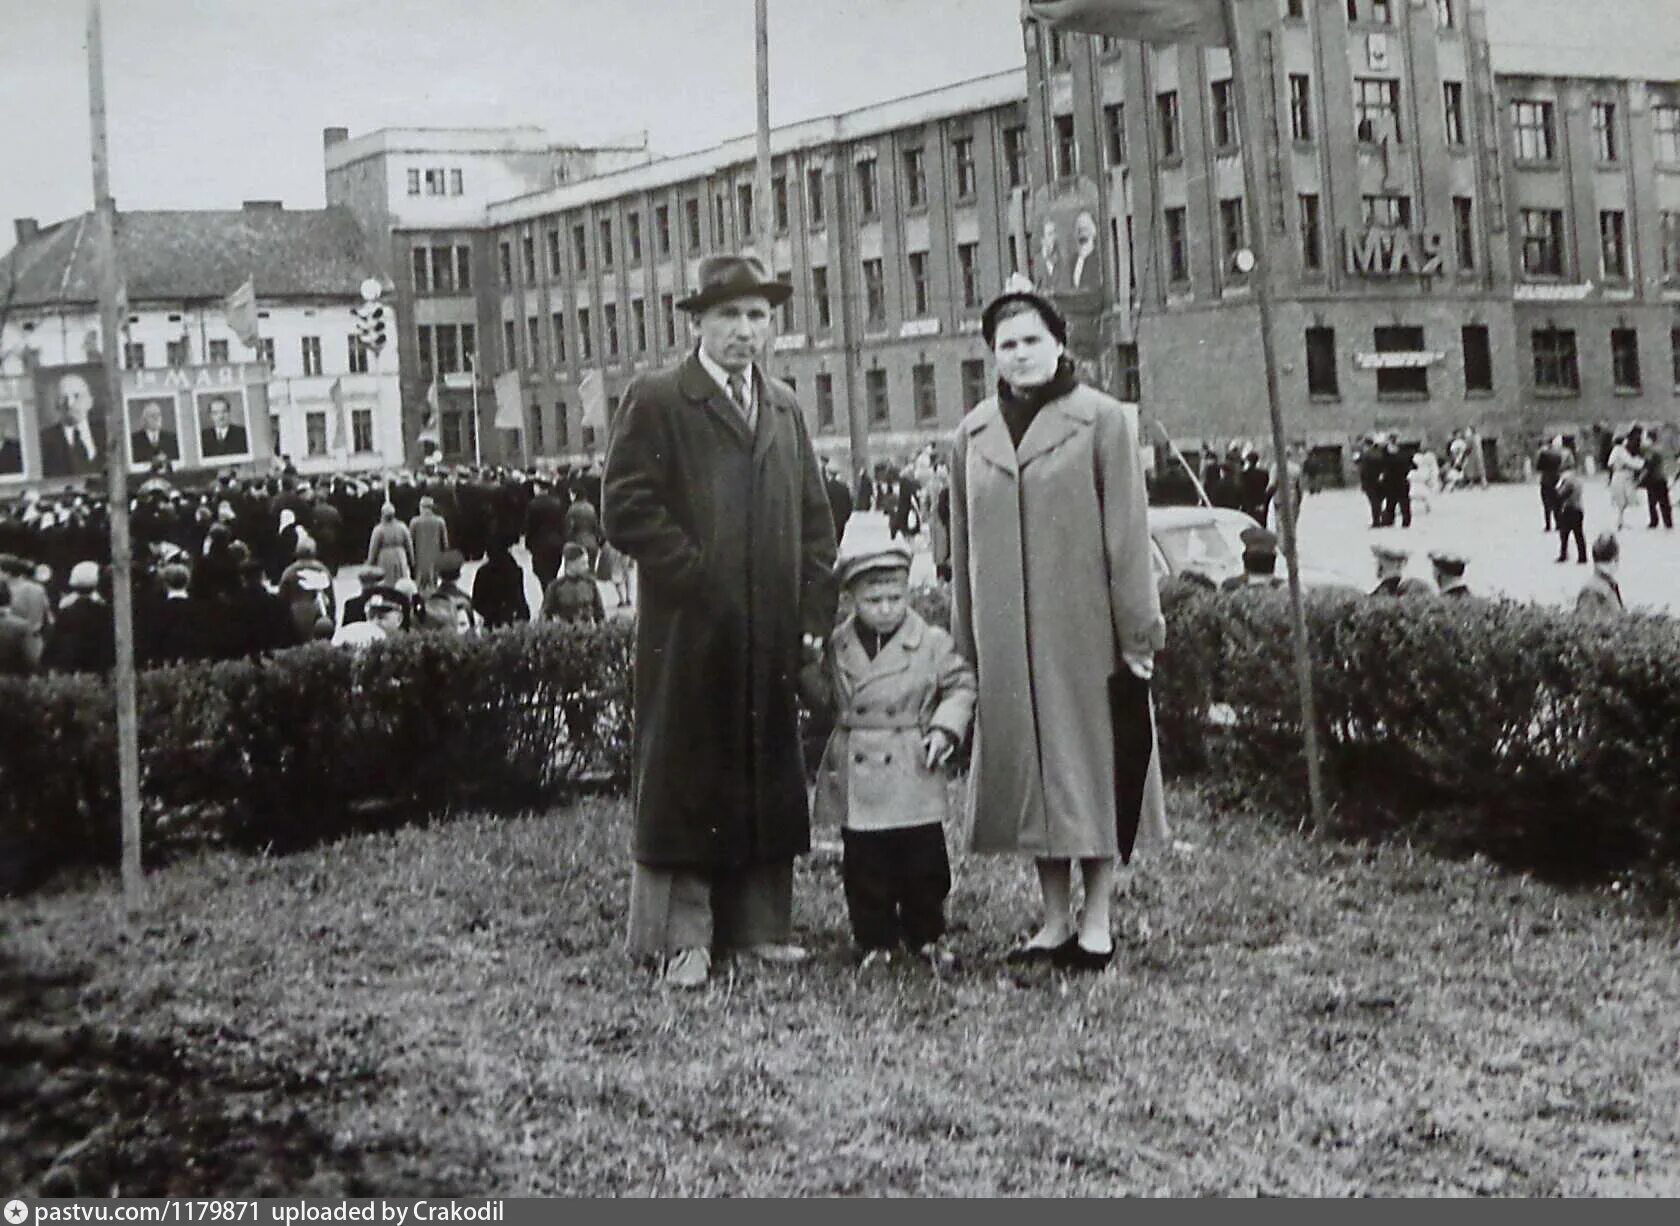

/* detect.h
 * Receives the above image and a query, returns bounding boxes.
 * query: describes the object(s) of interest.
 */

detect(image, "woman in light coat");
[366,502,415,586]
[950,290,1166,971]
[1607,431,1642,530]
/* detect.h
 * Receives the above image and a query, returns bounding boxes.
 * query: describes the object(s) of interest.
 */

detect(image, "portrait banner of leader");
[123,363,273,473]
[124,392,184,472]
[31,362,110,482]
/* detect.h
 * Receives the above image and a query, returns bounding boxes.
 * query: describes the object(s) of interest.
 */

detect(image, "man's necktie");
[77,426,95,460]
[727,372,748,417]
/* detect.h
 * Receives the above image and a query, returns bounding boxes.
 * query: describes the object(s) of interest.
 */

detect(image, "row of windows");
[1511,98,1680,165]
[118,335,362,377]
[412,244,473,295]
[1302,323,1680,400]
[278,407,378,458]
[406,167,465,198]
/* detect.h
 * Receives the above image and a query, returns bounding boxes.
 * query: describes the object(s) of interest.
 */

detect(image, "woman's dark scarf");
[998,356,1079,451]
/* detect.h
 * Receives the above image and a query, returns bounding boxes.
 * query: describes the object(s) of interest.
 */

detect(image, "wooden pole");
[87,0,146,915]
[754,0,774,256]
[1220,0,1327,828]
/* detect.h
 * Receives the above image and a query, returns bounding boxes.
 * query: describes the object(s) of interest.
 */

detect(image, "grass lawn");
[4,786,1679,1197]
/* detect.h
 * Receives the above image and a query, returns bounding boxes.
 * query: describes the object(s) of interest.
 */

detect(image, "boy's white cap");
[834,512,912,588]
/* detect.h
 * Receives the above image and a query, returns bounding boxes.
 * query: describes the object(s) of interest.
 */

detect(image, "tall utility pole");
[87,0,146,915]
[753,0,774,256]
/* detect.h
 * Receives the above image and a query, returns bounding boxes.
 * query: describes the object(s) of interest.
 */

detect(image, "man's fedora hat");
[677,253,792,314]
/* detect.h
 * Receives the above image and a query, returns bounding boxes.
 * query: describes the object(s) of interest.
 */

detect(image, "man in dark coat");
[44,562,114,673]
[1355,436,1384,527]
[524,480,568,589]
[822,459,853,542]
[603,252,838,989]
[1535,436,1563,532]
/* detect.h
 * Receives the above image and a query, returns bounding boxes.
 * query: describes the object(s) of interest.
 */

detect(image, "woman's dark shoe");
[1005,934,1078,965]
[1052,939,1114,972]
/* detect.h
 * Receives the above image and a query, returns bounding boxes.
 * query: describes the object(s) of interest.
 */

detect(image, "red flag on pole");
[1024,0,1229,47]
[223,276,260,348]
[329,377,348,451]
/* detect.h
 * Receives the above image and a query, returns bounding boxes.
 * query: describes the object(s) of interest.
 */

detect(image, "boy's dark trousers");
[1648,481,1673,529]
[1557,507,1586,562]
[842,823,950,951]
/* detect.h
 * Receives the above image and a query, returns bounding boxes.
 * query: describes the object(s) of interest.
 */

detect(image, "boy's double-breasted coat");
[603,353,837,869]
[950,383,1168,859]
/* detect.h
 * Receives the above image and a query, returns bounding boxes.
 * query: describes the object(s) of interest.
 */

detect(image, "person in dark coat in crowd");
[1642,427,1673,530]
[1555,455,1588,564]
[1236,449,1271,527]
[1368,543,1432,597]
[340,566,384,626]
[540,542,605,624]
[1575,532,1626,620]
[566,489,603,566]
[603,252,838,990]
[823,459,854,544]
[1378,434,1412,528]
[189,523,241,605]
[44,562,114,673]
[1429,551,1472,598]
[1356,436,1385,527]
[471,534,532,628]
[310,493,344,571]
[226,553,294,659]
[0,583,40,675]
[524,480,569,590]
[138,562,202,667]
[1535,436,1563,532]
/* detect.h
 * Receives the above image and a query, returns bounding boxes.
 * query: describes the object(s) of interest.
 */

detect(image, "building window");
[425,168,446,196]
[1435,0,1455,29]
[305,411,328,457]
[599,218,615,268]
[1462,325,1492,393]
[122,341,145,370]
[551,312,567,366]
[856,158,879,217]
[499,240,513,283]
[417,326,434,381]
[406,169,421,196]
[1210,79,1238,150]
[807,167,826,226]
[164,337,188,368]
[1601,210,1629,279]
[1511,99,1556,162]
[1355,78,1403,143]
[456,246,472,291]
[655,204,672,257]
[503,319,518,370]
[684,198,702,249]
[526,316,542,367]
[862,258,886,326]
[913,363,938,421]
[1115,343,1142,401]
[1289,74,1313,142]
[604,303,620,359]
[908,251,930,316]
[1661,212,1680,281]
[572,223,589,273]
[661,294,677,347]
[1003,125,1027,188]
[772,176,789,231]
[449,169,463,196]
[1053,114,1078,178]
[1047,29,1067,68]
[1453,196,1476,270]
[1363,193,1412,229]
[424,244,453,293]
[1371,0,1392,24]
[1218,198,1247,271]
[529,404,544,452]
[957,242,980,309]
[555,399,569,451]
[1672,327,1680,389]
[545,228,563,278]
[816,372,836,431]
[1521,208,1566,277]
[1157,91,1181,159]
[412,247,431,293]
[903,148,927,208]
[352,408,375,454]
[1299,194,1323,271]
[1009,234,1021,274]
[205,339,228,364]
[866,368,889,425]
[1611,327,1641,391]
[577,308,592,362]
[1286,0,1305,20]
[301,336,322,377]
[1592,102,1618,162]
[713,191,728,244]
[270,414,283,457]
[521,235,536,281]
[953,136,976,198]
[430,324,460,375]
[627,212,643,264]
[258,338,275,367]
[961,358,988,409]
[1443,82,1466,146]
[1532,327,1579,391]
[778,276,794,331]
[737,183,755,238]
[1306,326,1339,397]
[631,299,647,353]
[1654,105,1680,164]
[1375,325,1428,397]
[1104,103,1127,165]
[812,266,831,329]
[1165,207,1189,282]
[1346,1,1359,22]
[347,336,368,374]
[460,324,476,374]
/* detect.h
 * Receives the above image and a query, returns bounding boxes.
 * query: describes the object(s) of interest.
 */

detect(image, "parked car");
[1147,505,1359,592]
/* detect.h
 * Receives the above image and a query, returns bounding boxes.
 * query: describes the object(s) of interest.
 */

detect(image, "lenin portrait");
[126,394,182,470]
[195,389,252,461]
[35,364,109,479]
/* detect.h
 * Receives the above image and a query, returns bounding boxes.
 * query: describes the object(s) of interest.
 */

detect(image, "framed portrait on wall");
[194,388,252,462]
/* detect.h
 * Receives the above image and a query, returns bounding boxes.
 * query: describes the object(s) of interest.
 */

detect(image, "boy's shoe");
[916,942,958,974]
[662,948,711,989]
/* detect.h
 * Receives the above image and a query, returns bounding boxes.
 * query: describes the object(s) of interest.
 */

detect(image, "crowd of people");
[0,462,624,675]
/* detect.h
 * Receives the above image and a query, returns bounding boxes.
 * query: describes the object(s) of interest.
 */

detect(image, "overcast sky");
[1,0,1675,239]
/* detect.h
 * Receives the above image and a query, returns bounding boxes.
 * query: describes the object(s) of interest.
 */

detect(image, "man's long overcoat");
[603,353,837,868]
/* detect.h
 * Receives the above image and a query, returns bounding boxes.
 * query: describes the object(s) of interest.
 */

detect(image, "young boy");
[803,514,976,969]
[540,542,605,624]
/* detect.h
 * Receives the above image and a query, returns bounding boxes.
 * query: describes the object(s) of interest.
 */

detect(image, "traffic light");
[354,302,389,355]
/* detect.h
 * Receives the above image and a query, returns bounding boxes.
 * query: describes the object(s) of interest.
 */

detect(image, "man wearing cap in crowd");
[43,561,113,673]
[341,566,385,626]
[1429,551,1471,598]
[1220,526,1285,592]
[1574,533,1626,621]
[1369,543,1432,598]
[604,250,838,989]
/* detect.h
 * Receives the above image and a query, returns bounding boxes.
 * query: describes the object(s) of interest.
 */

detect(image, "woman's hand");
[1122,649,1154,681]
[923,727,958,770]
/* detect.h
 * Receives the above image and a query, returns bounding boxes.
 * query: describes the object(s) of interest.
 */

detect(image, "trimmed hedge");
[0,621,633,881]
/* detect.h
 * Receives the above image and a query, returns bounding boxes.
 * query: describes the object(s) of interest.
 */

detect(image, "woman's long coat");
[603,353,837,868]
[950,383,1168,858]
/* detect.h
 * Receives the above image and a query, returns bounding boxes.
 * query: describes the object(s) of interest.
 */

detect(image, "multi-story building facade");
[1025,0,1680,476]
[0,204,403,485]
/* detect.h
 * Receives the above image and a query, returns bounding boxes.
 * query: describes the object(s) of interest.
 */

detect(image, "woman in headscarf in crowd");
[366,502,415,586]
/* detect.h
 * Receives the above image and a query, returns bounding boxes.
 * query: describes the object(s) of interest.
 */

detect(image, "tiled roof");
[0,206,381,309]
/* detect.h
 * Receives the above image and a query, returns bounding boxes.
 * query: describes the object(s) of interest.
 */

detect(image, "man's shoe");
[746,942,809,965]
[662,948,711,989]
[1052,939,1115,972]
[1006,934,1077,966]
